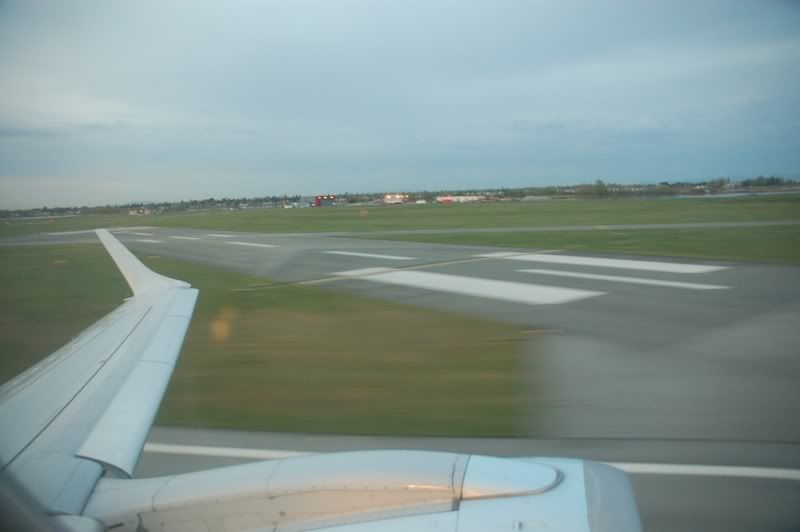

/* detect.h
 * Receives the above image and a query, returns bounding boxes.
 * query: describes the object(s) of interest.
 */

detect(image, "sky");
[1,0,798,209]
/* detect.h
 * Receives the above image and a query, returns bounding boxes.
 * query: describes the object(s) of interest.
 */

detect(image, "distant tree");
[741,176,793,187]
[592,179,609,196]
[708,178,729,193]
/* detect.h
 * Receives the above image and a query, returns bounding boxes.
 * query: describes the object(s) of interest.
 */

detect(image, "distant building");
[314,195,336,207]
[383,193,408,205]
[435,195,484,204]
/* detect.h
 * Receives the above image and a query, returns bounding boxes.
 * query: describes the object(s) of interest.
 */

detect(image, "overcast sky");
[1,1,798,208]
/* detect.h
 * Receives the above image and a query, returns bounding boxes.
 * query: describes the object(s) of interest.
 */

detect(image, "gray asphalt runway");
[4,226,799,530]
[24,225,796,443]
[6,227,800,441]
[329,219,800,237]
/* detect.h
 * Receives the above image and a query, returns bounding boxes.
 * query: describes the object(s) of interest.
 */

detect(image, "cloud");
[1,0,799,208]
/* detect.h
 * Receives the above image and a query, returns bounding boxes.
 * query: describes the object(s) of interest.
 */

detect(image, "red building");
[314,195,336,207]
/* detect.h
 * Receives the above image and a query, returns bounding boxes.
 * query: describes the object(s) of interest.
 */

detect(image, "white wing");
[0,229,198,515]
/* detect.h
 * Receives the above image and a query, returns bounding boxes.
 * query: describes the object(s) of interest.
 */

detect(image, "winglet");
[95,229,188,295]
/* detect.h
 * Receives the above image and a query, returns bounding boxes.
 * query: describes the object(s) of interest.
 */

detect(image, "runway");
[3,226,799,530]
[19,226,797,440]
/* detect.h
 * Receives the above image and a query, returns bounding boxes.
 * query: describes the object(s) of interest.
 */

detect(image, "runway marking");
[226,241,277,248]
[130,232,153,236]
[608,462,800,481]
[475,252,525,258]
[518,269,731,290]
[295,255,552,287]
[137,239,163,243]
[143,443,308,460]
[332,268,605,305]
[477,253,728,274]
[323,251,416,261]
[206,233,234,238]
[170,236,200,240]
[141,444,800,481]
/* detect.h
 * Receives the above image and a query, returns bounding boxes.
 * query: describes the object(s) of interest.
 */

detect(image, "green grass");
[363,225,800,264]
[0,213,139,237]
[0,245,131,382]
[148,195,800,233]
[0,245,531,436]
[2,194,799,237]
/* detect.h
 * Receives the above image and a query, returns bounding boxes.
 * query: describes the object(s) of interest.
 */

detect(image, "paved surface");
[13,225,797,442]
[4,226,800,530]
[137,427,800,532]
[329,219,800,237]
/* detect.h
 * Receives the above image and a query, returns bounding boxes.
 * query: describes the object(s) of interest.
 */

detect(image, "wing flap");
[76,288,198,477]
[0,302,149,469]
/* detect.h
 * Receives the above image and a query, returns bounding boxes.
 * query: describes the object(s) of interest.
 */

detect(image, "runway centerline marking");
[170,236,200,241]
[206,233,234,238]
[323,250,416,261]
[332,268,604,305]
[519,269,731,290]
[130,232,153,236]
[226,241,277,248]
[141,443,800,481]
[137,239,163,243]
[477,252,728,274]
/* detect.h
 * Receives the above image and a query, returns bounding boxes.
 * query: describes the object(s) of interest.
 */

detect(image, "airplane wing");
[0,229,198,517]
[0,230,641,532]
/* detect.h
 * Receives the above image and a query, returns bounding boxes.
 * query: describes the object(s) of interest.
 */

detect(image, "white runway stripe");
[144,443,308,460]
[141,443,800,481]
[478,252,727,273]
[609,462,800,481]
[206,233,234,238]
[477,252,526,258]
[226,241,276,248]
[170,236,200,240]
[519,269,731,290]
[323,251,416,261]
[130,232,153,236]
[333,268,604,305]
[137,239,163,243]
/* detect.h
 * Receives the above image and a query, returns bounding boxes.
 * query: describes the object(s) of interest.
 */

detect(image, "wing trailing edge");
[75,288,198,477]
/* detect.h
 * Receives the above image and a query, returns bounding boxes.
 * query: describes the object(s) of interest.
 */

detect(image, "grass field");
[363,225,800,264]
[3,194,799,238]
[0,245,130,381]
[0,213,136,237]
[0,245,530,436]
